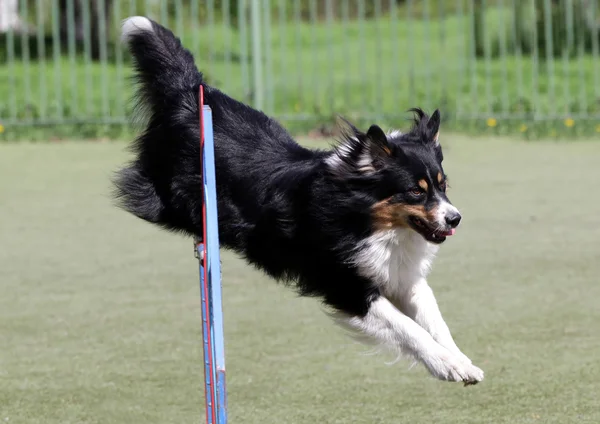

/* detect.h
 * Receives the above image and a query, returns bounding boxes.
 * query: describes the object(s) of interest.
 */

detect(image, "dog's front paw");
[422,350,484,385]
[461,363,484,386]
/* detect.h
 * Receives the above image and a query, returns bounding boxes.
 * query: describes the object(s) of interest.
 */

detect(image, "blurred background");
[0,0,599,139]
[1,2,600,424]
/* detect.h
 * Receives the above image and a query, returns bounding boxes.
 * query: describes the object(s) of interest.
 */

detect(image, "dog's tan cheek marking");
[437,172,443,183]
[371,199,399,230]
[371,200,428,230]
[402,204,428,221]
[418,179,428,192]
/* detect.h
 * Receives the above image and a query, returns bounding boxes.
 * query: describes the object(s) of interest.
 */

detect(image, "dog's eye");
[410,188,425,197]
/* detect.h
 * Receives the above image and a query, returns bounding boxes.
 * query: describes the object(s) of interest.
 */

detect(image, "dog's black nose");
[445,212,462,228]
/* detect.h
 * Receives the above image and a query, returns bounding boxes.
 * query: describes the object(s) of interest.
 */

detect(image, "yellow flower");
[486,118,497,127]
[595,124,600,133]
[519,124,528,132]
[0,124,4,134]
[564,118,575,128]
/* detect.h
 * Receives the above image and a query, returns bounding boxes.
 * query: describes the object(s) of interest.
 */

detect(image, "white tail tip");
[121,16,153,43]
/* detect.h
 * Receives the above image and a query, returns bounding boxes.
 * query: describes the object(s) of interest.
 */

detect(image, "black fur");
[114,18,449,317]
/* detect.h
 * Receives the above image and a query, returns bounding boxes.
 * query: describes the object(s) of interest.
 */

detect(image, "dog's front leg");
[392,278,475,366]
[336,296,483,384]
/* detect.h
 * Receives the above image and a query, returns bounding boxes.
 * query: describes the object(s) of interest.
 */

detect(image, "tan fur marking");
[418,179,429,191]
[372,199,439,230]
[437,172,443,183]
[383,146,392,155]
[371,200,402,230]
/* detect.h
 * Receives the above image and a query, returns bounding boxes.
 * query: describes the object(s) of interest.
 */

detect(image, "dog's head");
[326,108,460,244]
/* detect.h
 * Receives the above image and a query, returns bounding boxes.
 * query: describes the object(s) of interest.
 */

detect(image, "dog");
[114,16,484,385]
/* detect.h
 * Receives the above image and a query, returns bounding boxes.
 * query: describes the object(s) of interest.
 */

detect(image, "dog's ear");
[427,109,441,146]
[327,118,392,176]
[409,107,441,147]
[366,125,391,152]
[427,109,444,162]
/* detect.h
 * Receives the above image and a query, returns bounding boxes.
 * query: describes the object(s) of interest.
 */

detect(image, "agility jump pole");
[195,85,228,424]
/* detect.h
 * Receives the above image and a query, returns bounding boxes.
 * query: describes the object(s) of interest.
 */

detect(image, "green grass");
[1,8,599,140]
[1,136,600,423]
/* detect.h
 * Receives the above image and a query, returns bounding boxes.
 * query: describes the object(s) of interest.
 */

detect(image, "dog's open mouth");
[409,216,456,244]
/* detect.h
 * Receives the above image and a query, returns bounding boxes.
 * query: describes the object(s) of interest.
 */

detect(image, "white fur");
[326,128,403,175]
[333,297,484,383]
[324,136,356,173]
[356,147,377,173]
[325,135,378,175]
[324,153,344,170]
[387,129,403,139]
[394,278,472,365]
[352,228,437,298]
[334,228,483,384]
[121,16,153,42]
[435,200,460,228]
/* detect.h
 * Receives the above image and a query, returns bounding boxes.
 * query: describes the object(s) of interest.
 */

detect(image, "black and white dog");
[115,16,484,385]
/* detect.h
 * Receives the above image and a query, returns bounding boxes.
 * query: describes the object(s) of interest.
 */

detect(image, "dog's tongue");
[440,228,456,237]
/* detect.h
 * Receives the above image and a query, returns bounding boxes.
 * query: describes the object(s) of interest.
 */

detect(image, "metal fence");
[0,0,599,137]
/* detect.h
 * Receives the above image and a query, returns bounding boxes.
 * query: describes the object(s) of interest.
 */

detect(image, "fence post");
[250,0,264,111]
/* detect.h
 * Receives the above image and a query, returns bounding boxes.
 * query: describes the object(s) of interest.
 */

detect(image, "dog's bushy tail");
[120,16,202,122]
[113,16,203,236]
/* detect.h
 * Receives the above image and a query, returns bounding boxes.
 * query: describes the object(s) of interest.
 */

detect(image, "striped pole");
[196,85,228,424]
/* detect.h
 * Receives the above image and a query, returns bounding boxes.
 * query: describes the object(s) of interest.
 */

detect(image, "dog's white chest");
[352,229,438,297]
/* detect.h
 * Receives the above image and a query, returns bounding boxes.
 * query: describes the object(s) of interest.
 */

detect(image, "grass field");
[1,135,600,423]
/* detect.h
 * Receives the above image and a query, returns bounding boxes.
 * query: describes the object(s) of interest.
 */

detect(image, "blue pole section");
[197,243,215,424]
[202,105,227,423]
[197,104,227,424]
